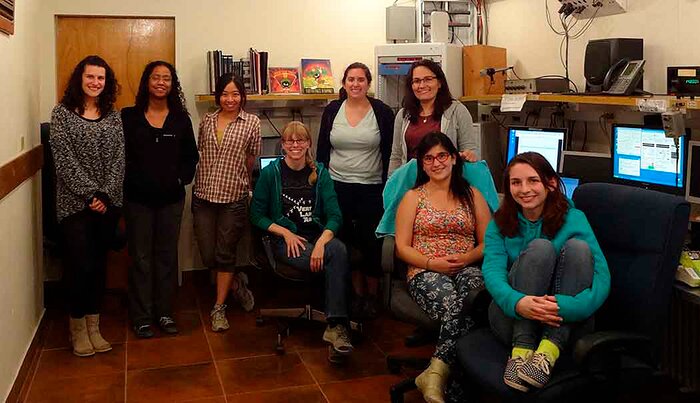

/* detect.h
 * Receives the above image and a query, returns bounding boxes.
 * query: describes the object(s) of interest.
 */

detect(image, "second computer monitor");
[686,141,700,203]
[506,126,566,172]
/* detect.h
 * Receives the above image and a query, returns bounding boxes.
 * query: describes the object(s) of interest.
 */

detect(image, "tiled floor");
[24,270,426,403]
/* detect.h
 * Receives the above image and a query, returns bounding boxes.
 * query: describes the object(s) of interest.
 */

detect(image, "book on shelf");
[268,67,301,94]
[247,48,269,95]
[301,58,334,94]
[206,50,236,93]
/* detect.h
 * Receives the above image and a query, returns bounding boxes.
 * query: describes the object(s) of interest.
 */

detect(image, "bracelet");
[426,257,432,270]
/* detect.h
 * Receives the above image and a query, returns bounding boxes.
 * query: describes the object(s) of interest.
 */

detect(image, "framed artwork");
[0,0,14,35]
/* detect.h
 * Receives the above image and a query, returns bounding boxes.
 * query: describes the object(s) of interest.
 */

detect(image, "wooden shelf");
[460,94,700,110]
[195,93,338,103]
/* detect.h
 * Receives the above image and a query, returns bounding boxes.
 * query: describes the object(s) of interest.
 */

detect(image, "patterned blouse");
[193,109,261,203]
[408,186,476,281]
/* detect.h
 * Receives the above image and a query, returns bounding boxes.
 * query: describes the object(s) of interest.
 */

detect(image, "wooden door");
[55,16,175,111]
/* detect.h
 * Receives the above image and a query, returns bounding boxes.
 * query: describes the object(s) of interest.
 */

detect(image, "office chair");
[254,233,361,358]
[456,183,690,402]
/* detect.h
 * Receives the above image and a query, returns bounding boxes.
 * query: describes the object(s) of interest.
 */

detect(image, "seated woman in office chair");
[482,152,610,392]
[250,121,353,356]
[395,132,491,403]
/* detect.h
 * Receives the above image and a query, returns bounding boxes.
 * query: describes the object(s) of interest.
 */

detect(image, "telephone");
[603,59,646,95]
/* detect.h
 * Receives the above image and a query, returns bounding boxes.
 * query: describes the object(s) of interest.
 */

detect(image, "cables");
[262,111,281,136]
[545,0,600,82]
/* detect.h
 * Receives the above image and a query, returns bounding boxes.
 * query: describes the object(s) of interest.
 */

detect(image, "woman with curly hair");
[121,61,199,338]
[49,55,124,357]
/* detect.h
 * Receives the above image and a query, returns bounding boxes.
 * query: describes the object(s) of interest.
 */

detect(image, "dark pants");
[61,209,118,318]
[489,239,595,351]
[271,237,350,320]
[192,196,248,272]
[333,181,383,278]
[125,199,184,327]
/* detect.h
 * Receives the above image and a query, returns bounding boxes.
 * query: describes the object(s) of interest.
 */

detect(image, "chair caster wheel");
[275,344,285,355]
[255,317,264,326]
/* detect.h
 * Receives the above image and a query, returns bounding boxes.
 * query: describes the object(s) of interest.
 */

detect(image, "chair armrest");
[573,331,654,368]
[382,236,396,310]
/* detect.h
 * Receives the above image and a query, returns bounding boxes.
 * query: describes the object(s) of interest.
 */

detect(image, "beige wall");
[487,0,700,94]
[0,0,45,400]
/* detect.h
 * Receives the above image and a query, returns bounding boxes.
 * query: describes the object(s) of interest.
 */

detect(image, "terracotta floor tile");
[127,330,212,370]
[126,362,222,403]
[34,344,126,380]
[178,397,226,403]
[217,353,315,394]
[127,310,203,341]
[227,385,326,403]
[362,316,417,343]
[282,321,329,352]
[206,319,282,360]
[320,374,424,403]
[26,372,125,403]
[373,337,435,359]
[299,342,389,383]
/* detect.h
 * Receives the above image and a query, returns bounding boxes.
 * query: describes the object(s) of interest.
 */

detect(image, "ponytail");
[305,154,318,185]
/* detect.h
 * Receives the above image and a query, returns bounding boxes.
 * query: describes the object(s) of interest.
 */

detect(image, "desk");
[662,283,700,392]
[460,94,700,110]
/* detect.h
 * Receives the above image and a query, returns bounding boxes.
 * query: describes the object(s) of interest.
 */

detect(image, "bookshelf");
[195,93,338,103]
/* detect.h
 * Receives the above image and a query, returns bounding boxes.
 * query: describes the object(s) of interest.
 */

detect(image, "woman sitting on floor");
[482,151,610,392]
[394,131,491,403]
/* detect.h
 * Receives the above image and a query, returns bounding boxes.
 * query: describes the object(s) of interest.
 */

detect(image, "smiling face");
[281,131,311,163]
[411,65,441,103]
[421,144,455,182]
[219,81,242,114]
[81,64,106,99]
[148,65,172,99]
[508,162,556,219]
[343,68,370,100]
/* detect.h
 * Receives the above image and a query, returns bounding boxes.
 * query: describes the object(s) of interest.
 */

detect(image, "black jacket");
[121,106,199,207]
[316,97,395,183]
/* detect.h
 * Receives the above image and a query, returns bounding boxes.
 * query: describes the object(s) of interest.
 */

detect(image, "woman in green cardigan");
[250,121,353,357]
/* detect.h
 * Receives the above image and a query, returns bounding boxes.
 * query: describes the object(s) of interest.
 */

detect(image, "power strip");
[558,0,627,19]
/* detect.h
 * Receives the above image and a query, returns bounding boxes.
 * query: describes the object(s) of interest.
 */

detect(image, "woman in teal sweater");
[250,121,352,357]
[482,152,610,392]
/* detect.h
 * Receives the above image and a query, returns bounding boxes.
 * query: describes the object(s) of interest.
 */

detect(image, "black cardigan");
[316,97,395,183]
[121,106,199,207]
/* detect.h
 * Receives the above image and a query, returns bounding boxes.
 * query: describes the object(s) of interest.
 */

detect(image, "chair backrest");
[572,183,689,346]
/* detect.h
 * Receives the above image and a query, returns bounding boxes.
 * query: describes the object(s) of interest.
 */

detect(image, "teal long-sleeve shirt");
[250,158,342,236]
[482,205,610,323]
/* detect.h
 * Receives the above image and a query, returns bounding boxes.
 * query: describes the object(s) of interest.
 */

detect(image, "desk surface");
[460,94,700,110]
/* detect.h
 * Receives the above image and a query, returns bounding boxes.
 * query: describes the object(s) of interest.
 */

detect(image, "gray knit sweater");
[49,104,125,222]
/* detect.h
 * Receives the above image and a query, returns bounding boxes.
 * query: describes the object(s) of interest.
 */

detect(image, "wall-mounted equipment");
[668,66,700,97]
[558,0,627,19]
[584,38,643,93]
[386,6,416,43]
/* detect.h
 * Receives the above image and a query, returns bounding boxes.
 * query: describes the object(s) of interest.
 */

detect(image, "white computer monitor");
[257,155,281,171]
[686,141,700,203]
[506,126,566,172]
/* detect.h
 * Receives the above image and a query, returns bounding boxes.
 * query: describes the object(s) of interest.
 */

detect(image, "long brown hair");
[494,152,569,238]
[281,121,317,185]
[60,55,119,115]
[402,59,453,124]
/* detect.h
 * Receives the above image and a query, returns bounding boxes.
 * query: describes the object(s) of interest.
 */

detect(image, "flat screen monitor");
[257,155,281,171]
[560,177,580,199]
[506,126,566,172]
[611,124,688,194]
[561,151,612,184]
[686,141,700,203]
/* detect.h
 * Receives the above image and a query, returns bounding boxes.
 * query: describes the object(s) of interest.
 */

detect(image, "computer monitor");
[686,141,700,203]
[611,124,688,194]
[506,126,566,172]
[257,155,281,171]
[561,151,612,184]
[560,177,580,199]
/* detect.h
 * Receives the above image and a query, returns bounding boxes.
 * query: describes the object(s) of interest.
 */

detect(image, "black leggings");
[61,209,118,318]
[333,181,383,278]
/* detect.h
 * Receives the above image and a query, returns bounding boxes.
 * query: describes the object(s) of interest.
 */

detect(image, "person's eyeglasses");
[422,152,450,165]
[150,75,172,83]
[283,139,308,146]
[411,76,437,86]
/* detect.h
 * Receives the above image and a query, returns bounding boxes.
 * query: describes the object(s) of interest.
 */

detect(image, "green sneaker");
[210,304,229,332]
[322,324,353,355]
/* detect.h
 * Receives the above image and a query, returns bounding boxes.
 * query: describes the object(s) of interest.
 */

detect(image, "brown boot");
[85,314,112,353]
[415,357,450,403]
[69,317,95,357]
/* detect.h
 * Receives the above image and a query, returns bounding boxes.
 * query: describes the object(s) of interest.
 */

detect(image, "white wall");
[486,0,700,94]
[0,0,45,400]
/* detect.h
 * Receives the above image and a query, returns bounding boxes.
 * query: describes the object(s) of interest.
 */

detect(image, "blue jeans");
[489,239,594,351]
[271,237,350,320]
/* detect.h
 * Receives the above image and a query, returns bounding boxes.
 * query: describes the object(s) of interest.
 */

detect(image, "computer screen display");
[612,125,686,192]
[506,126,566,172]
[560,177,579,199]
[686,141,700,203]
[258,155,281,171]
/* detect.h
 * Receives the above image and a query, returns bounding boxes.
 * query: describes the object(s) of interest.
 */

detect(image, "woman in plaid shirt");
[192,73,261,332]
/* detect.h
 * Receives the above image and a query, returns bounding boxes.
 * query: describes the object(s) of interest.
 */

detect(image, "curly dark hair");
[494,152,569,238]
[402,59,454,124]
[414,131,474,215]
[60,55,119,115]
[134,60,188,115]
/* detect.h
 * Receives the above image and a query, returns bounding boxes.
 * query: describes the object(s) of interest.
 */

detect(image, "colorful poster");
[268,67,301,94]
[301,59,334,94]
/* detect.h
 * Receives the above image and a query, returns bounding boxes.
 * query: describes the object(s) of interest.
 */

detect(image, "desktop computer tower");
[584,38,643,93]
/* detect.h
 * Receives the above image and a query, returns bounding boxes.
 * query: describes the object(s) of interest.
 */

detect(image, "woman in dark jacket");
[316,62,394,318]
[121,61,199,338]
